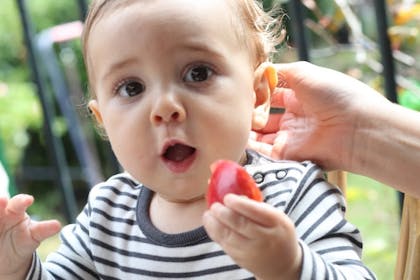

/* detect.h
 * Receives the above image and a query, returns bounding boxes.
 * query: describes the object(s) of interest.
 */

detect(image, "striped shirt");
[28,150,376,279]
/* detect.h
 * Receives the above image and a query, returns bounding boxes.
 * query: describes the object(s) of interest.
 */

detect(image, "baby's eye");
[184,65,213,83]
[116,80,145,97]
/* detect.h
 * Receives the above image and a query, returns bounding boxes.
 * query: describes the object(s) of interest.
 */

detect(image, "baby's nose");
[151,94,186,124]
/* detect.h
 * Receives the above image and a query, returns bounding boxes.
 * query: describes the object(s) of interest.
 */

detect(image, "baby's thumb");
[30,220,61,246]
[16,220,61,258]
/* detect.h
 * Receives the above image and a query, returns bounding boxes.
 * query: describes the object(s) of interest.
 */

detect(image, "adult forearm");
[351,102,420,198]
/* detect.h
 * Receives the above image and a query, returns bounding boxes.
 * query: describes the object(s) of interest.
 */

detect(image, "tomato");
[206,159,263,208]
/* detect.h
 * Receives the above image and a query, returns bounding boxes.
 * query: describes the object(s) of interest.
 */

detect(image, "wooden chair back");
[395,195,420,280]
[327,171,347,196]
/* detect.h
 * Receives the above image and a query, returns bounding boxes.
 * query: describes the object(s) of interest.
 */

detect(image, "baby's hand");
[0,194,61,280]
[203,194,302,280]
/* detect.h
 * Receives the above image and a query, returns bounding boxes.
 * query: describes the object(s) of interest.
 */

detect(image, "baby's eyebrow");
[181,43,221,54]
[176,37,230,55]
[178,43,230,65]
[102,58,139,80]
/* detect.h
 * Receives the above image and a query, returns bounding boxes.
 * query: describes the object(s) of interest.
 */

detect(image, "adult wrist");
[349,98,389,173]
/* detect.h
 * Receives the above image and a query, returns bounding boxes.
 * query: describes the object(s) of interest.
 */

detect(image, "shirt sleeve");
[26,188,100,280]
[287,163,376,279]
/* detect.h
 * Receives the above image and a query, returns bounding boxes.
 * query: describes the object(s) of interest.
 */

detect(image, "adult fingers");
[274,61,313,87]
[248,131,288,160]
[261,112,283,133]
[247,135,274,157]
[270,87,291,108]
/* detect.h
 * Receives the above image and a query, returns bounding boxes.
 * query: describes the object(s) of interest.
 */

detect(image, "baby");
[0,0,375,279]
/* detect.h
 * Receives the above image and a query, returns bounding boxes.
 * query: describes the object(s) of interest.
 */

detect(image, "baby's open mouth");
[163,143,196,162]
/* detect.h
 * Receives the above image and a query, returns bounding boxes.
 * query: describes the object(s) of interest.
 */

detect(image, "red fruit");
[206,159,263,208]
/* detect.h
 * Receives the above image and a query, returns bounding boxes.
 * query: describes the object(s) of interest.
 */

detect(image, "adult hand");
[0,194,61,280]
[249,61,388,172]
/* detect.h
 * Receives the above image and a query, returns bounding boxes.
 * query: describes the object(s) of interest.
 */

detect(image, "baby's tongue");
[164,144,195,162]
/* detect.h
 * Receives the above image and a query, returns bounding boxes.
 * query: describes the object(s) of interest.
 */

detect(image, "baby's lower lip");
[162,151,196,173]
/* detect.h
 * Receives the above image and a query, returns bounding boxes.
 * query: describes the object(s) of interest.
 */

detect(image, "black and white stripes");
[28,150,375,279]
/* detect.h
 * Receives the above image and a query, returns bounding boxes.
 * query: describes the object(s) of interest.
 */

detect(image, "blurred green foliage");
[346,174,400,279]
[0,0,78,82]
[0,0,79,172]
[0,83,42,170]
[399,80,420,111]
[0,1,28,82]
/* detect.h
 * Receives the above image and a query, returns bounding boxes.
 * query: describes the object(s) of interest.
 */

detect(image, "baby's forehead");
[89,0,252,51]
[88,0,252,40]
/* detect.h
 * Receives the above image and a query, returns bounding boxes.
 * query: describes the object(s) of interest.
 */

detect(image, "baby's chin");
[154,192,207,205]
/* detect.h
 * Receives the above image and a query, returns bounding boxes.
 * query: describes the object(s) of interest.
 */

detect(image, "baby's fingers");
[5,194,34,216]
[11,219,61,258]
[202,204,248,247]
[0,195,33,229]
[0,196,7,217]
[223,194,287,228]
[29,220,61,244]
[1,194,61,248]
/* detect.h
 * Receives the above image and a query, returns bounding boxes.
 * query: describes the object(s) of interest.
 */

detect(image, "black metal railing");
[16,0,104,222]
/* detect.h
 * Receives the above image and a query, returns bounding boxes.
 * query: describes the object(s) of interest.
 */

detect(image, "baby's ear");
[88,99,103,125]
[252,62,277,130]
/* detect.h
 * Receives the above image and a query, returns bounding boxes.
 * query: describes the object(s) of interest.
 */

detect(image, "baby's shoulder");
[245,149,322,181]
[245,150,337,210]
[87,172,142,205]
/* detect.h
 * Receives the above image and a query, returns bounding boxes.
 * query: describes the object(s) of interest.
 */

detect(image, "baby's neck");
[149,193,207,234]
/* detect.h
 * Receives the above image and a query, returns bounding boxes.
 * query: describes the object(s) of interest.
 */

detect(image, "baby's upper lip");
[161,139,185,156]
[160,139,196,162]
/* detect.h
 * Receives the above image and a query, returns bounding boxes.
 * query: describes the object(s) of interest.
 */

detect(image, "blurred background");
[0,0,419,279]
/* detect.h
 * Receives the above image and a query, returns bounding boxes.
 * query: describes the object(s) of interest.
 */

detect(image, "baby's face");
[87,0,259,202]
